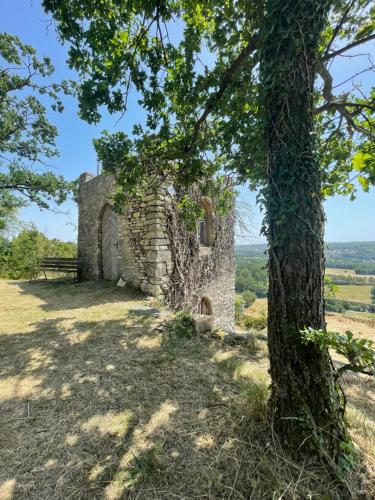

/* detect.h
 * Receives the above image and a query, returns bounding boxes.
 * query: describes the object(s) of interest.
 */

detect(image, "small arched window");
[199,197,215,247]
[198,296,213,315]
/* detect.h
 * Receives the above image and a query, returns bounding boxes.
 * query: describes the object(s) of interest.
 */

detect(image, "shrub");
[6,227,48,279]
[242,290,256,308]
[235,296,245,324]
[325,299,345,313]
[171,311,195,339]
[301,328,375,378]
[243,314,267,331]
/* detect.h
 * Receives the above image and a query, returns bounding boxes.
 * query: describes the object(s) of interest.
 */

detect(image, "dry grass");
[0,280,374,499]
[326,268,375,280]
[335,285,373,304]
[326,268,357,276]
[244,298,267,318]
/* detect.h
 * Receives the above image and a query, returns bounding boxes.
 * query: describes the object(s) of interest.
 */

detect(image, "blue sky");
[2,0,374,244]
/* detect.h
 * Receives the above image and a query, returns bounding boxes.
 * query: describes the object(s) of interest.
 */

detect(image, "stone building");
[78,171,235,329]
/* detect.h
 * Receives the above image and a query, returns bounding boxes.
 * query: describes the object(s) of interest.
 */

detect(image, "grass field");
[245,299,375,337]
[335,284,374,303]
[0,280,374,498]
[326,267,356,276]
[326,268,375,281]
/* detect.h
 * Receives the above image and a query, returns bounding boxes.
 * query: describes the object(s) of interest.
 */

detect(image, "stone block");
[193,314,214,334]
[144,231,166,240]
[140,282,163,297]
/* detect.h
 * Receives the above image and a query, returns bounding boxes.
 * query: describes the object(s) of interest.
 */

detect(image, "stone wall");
[78,172,116,279]
[78,172,234,329]
[78,172,172,295]
[165,194,235,331]
[193,249,235,331]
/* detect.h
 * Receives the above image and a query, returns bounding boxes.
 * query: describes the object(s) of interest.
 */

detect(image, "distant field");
[326,267,355,275]
[335,284,373,304]
[326,267,375,280]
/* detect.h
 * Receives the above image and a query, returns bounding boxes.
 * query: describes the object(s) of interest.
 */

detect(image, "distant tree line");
[328,274,375,285]
[235,257,268,297]
[326,260,375,276]
[326,298,375,314]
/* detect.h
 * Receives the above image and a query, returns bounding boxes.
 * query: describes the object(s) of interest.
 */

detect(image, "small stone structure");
[78,172,235,329]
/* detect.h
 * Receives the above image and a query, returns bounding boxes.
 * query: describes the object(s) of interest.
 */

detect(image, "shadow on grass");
[0,282,230,498]
[0,281,372,499]
[11,279,145,312]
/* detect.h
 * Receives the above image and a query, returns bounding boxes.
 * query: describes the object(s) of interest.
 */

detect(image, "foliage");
[235,257,268,296]
[46,239,77,258]
[5,227,49,279]
[242,290,256,308]
[170,311,195,339]
[326,298,375,314]
[243,314,267,331]
[0,32,72,212]
[301,327,375,378]
[0,191,25,234]
[235,257,338,305]
[324,276,339,299]
[43,1,374,200]
[235,295,245,324]
[328,274,375,285]
[0,227,77,279]
[371,286,375,304]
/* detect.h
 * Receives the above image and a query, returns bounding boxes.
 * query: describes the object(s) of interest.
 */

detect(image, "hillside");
[236,241,375,260]
[1,280,374,498]
[236,241,375,275]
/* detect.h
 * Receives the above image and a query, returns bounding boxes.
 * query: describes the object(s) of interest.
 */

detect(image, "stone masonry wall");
[78,172,234,329]
[194,250,235,331]
[165,196,235,331]
[78,172,172,296]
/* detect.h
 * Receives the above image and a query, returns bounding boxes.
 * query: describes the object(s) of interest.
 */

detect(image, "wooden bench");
[35,257,81,282]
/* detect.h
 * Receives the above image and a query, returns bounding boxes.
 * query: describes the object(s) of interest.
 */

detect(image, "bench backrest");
[41,257,80,272]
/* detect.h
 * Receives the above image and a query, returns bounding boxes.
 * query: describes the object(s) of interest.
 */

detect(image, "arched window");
[198,296,213,315]
[199,197,215,246]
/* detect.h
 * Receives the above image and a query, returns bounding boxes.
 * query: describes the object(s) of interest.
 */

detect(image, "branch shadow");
[9,279,144,312]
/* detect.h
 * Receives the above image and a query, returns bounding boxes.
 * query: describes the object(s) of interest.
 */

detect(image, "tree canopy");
[43,0,374,204]
[0,32,73,227]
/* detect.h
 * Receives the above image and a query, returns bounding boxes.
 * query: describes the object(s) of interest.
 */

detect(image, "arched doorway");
[101,204,120,281]
[198,296,213,315]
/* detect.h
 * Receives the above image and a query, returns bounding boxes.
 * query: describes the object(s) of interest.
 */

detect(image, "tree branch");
[315,101,375,114]
[186,36,258,152]
[317,60,374,139]
[324,0,356,58]
[322,33,375,61]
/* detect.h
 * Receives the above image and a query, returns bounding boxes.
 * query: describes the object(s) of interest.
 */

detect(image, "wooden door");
[101,205,119,281]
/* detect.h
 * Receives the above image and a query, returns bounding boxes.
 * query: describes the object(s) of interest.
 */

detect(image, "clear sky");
[2,0,374,244]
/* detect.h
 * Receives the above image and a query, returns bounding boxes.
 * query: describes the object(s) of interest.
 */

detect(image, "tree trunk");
[260,0,348,462]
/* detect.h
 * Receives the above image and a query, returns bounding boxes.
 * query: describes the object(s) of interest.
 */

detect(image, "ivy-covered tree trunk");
[260,0,347,461]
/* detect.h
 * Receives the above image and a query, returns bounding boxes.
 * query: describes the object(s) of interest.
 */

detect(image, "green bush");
[235,296,245,324]
[243,315,267,331]
[301,328,375,378]
[242,290,256,308]
[6,227,49,279]
[171,311,195,339]
[1,227,77,279]
[325,299,345,313]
